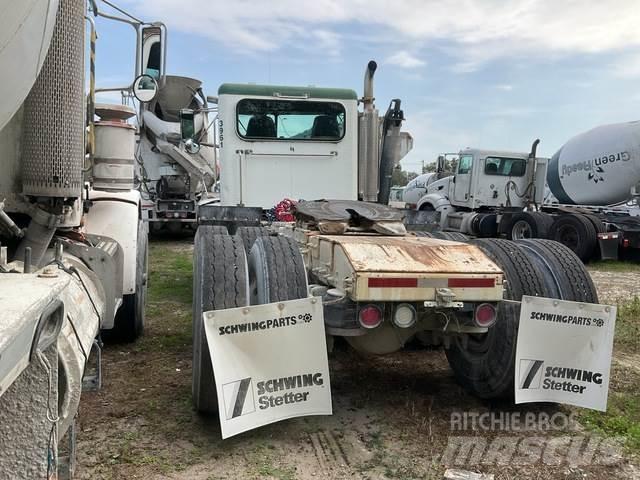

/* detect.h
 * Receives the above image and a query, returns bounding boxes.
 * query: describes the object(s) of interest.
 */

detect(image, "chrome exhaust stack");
[358,61,380,203]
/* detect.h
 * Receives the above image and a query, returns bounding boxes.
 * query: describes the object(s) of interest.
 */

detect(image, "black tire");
[208,225,229,235]
[105,219,148,342]
[430,231,468,241]
[445,239,547,399]
[583,214,606,234]
[248,236,308,304]
[236,226,269,254]
[413,231,435,238]
[549,214,597,261]
[429,231,449,240]
[192,229,248,414]
[474,213,498,238]
[517,239,598,303]
[446,232,469,242]
[503,212,552,240]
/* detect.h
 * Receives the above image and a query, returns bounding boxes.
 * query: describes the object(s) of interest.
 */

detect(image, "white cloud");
[386,51,425,69]
[124,0,640,70]
[610,53,640,78]
[495,84,513,91]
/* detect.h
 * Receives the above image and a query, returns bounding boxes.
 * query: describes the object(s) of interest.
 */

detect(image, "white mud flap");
[203,297,332,438]
[515,296,616,411]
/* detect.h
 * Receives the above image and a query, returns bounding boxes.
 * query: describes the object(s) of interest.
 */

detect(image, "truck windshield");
[484,157,527,177]
[237,99,345,141]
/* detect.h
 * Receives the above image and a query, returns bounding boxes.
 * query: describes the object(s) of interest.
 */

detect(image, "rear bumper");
[352,273,504,302]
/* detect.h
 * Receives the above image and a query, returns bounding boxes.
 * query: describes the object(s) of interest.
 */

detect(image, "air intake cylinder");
[21,0,85,198]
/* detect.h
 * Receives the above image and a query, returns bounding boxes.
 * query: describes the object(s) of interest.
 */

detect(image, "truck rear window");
[237,99,345,141]
[484,157,527,177]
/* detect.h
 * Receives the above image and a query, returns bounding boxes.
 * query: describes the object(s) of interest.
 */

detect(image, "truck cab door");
[453,153,473,205]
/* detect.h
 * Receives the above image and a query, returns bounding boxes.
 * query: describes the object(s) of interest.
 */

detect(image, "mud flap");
[203,297,332,438]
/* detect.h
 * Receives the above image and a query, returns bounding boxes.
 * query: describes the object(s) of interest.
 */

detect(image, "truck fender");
[416,193,450,212]
[83,190,141,296]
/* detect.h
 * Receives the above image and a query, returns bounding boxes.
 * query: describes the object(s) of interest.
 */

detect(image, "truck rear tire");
[446,232,469,242]
[208,225,229,235]
[504,212,552,240]
[517,239,598,303]
[445,239,547,399]
[549,214,597,261]
[429,231,468,241]
[248,236,308,304]
[236,226,269,254]
[583,214,606,234]
[192,229,249,414]
[105,218,148,342]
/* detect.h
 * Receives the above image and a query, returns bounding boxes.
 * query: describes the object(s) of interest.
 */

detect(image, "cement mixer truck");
[406,121,640,261]
[135,76,217,233]
[0,0,164,476]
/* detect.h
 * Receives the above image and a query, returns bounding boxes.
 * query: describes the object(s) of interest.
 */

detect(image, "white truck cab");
[444,148,546,210]
[217,84,359,208]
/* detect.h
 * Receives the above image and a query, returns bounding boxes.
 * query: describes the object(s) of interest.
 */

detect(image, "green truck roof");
[218,83,358,101]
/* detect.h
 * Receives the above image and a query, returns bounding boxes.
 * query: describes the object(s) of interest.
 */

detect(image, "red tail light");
[474,303,497,327]
[359,305,383,329]
[368,278,418,288]
[448,277,495,288]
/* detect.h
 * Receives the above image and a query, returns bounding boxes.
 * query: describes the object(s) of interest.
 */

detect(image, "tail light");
[359,305,383,329]
[474,303,497,327]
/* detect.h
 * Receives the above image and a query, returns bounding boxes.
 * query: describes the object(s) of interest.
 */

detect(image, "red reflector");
[623,239,630,248]
[448,278,495,288]
[359,305,383,328]
[474,303,497,327]
[368,278,418,288]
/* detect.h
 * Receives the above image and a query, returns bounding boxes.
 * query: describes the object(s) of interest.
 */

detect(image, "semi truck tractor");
[191,61,597,419]
[0,0,161,476]
[406,121,640,261]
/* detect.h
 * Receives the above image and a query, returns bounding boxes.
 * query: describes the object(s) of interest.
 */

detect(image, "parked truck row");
[402,123,640,261]
[0,0,619,475]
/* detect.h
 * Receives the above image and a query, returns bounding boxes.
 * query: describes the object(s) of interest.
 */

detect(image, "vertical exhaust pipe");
[358,61,380,202]
[363,60,377,110]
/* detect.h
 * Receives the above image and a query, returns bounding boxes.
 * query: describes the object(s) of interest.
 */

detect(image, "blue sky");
[93,0,640,173]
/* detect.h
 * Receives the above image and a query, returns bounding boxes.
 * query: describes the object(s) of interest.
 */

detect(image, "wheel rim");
[511,220,533,239]
[556,224,579,250]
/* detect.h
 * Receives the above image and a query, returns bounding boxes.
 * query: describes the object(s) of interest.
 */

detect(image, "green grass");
[147,243,193,305]
[589,260,640,273]
[580,392,640,453]
[579,297,640,454]
[614,297,640,352]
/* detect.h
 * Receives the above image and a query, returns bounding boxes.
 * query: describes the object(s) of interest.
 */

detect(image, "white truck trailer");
[191,62,598,418]
[406,123,640,261]
[0,0,162,476]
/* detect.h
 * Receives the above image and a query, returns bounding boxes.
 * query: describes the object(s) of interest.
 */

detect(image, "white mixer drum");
[93,121,136,191]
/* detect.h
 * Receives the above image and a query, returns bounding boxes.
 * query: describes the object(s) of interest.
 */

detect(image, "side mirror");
[140,24,166,82]
[132,74,158,103]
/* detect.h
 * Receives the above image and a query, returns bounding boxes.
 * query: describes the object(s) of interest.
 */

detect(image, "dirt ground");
[76,240,640,480]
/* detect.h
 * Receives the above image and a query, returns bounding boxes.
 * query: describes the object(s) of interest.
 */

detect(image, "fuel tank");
[547,121,640,205]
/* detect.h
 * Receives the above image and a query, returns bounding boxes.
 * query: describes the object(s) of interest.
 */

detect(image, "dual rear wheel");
[445,238,598,399]
[191,227,307,414]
